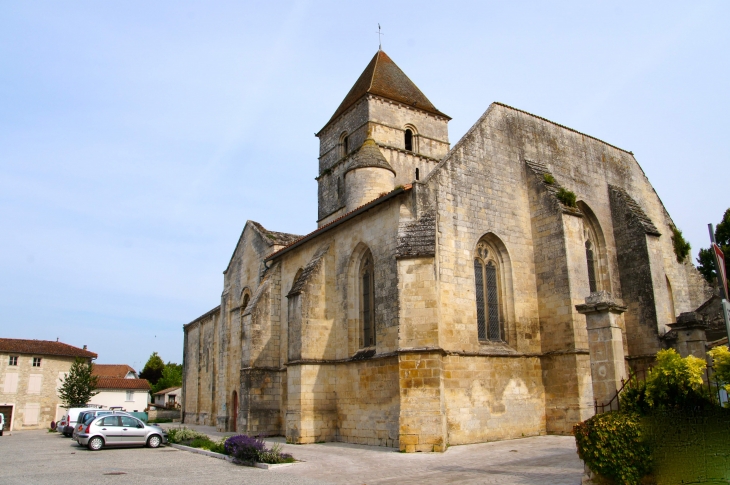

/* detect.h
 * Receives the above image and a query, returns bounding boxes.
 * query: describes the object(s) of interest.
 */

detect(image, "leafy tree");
[59,358,98,408]
[697,208,730,287]
[709,346,730,395]
[139,352,165,385]
[152,362,183,394]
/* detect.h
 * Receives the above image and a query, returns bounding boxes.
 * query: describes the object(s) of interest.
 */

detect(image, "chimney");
[83,345,87,350]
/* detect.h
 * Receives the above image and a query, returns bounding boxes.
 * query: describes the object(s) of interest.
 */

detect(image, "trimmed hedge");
[574,412,651,485]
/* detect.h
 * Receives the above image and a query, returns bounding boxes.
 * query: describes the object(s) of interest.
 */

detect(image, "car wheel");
[88,436,104,451]
[0,430,3,436]
[147,435,162,448]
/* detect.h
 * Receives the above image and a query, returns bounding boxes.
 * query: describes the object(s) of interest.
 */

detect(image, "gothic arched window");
[578,201,611,296]
[474,241,501,341]
[360,253,376,347]
[404,129,413,151]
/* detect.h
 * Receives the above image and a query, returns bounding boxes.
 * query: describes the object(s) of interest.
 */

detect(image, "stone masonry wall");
[0,353,77,431]
[443,355,545,445]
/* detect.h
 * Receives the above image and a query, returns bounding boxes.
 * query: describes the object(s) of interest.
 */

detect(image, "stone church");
[181,50,711,451]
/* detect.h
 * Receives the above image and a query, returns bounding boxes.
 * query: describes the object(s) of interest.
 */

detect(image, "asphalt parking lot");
[0,429,583,485]
[0,430,323,485]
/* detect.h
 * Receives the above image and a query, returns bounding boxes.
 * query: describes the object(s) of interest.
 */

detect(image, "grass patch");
[556,188,577,207]
[188,437,227,454]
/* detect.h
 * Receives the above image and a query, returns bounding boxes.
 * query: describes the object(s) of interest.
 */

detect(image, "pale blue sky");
[1,1,728,369]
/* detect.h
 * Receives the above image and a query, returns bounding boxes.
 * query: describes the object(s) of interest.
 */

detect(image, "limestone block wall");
[397,257,439,349]
[317,100,369,220]
[286,364,337,444]
[443,355,545,445]
[608,187,664,358]
[0,353,76,431]
[279,200,403,363]
[344,168,395,213]
[398,351,446,452]
[380,146,440,186]
[368,96,449,160]
[239,368,284,436]
[182,308,219,426]
[335,357,400,447]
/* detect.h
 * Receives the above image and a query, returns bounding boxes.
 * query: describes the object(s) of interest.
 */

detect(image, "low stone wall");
[148,408,181,421]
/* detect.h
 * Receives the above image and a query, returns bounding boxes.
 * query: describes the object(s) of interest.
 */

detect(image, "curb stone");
[168,443,300,469]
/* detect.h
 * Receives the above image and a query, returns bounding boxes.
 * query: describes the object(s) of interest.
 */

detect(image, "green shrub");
[644,349,706,409]
[543,173,555,184]
[620,378,650,415]
[671,227,691,263]
[188,436,227,454]
[166,426,209,444]
[573,412,651,485]
[257,442,295,464]
[556,188,577,207]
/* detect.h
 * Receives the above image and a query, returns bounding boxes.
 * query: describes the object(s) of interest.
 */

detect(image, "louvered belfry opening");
[474,241,501,341]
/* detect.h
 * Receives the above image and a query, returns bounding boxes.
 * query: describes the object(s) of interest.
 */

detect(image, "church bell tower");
[315,50,451,227]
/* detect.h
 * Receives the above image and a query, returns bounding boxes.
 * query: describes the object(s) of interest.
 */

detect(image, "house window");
[126,391,134,402]
[415,168,420,180]
[360,253,376,347]
[404,129,413,151]
[474,241,502,341]
[8,356,17,366]
[32,357,42,367]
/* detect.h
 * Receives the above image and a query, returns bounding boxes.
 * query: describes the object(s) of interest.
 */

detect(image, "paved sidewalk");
[161,423,583,484]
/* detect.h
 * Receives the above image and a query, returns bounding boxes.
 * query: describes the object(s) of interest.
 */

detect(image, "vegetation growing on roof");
[670,227,691,263]
[556,188,577,207]
[542,173,555,184]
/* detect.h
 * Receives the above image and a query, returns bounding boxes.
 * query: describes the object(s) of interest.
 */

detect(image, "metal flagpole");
[709,224,730,344]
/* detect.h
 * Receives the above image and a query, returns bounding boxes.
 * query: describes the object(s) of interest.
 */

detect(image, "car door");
[120,416,146,444]
[97,416,122,444]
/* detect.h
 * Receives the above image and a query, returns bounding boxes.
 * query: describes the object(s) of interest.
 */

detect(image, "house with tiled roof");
[0,338,97,432]
[92,364,138,379]
[90,365,150,412]
[152,386,181,408]
[182,49,712,451]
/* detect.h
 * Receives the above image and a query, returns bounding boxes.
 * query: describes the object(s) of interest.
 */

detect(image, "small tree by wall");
[59,358,98,408]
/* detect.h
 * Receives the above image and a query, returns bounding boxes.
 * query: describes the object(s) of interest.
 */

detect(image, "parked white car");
[0,411,5,436]
[61,407,100,437]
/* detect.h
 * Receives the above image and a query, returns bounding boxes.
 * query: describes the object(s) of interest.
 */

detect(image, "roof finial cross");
[377,24,384,50]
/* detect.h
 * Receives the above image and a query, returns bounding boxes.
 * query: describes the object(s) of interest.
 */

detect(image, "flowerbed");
[167,427,294,464]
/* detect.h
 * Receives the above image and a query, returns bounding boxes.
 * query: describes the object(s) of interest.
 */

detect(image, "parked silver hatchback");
[77,414,168,451]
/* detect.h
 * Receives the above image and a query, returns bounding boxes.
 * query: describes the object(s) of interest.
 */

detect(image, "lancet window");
[474,241,502,341]
[360,253,376,347]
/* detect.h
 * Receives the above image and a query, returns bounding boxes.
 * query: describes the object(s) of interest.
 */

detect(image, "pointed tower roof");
[323,50,449,130]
